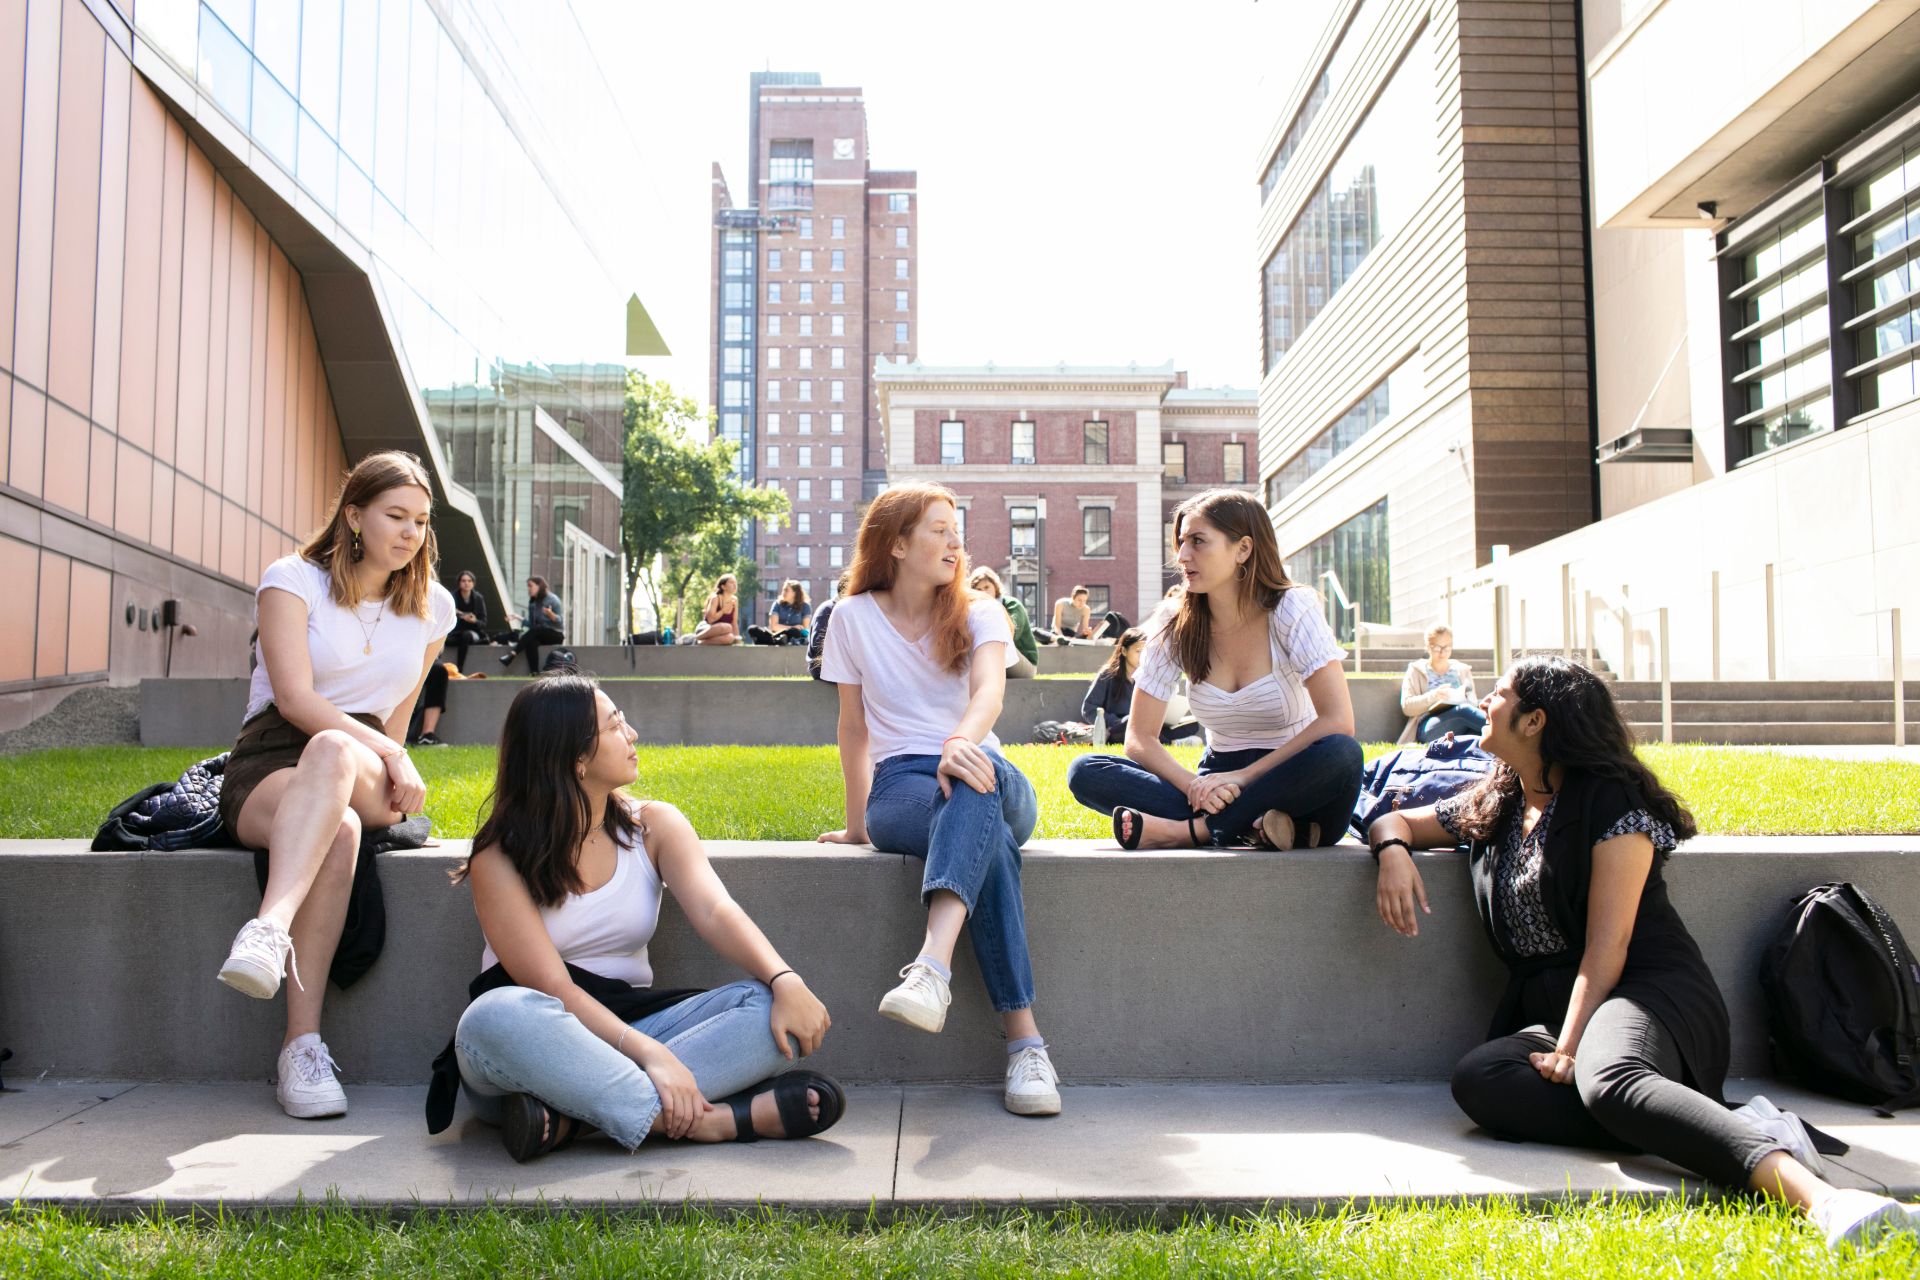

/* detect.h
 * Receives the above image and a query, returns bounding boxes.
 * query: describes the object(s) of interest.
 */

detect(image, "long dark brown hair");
[461,674,641,909]
[1160,488,1295,684]
[298,451,439,617]
[1447,655,1698,844]
[1099,626,1149,680]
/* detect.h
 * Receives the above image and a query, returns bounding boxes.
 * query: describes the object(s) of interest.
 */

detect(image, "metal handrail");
[1319,570,1363,673]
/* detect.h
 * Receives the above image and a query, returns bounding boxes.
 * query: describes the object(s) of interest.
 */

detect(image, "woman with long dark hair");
[1065,489,1363,850]
[1081,627,1148,740]
[446,570,489,671]
[451,675,843,1160]
[1368,655,1920,1251]
[215,451,453,1119]
[500,576,565,672]
[816,483,1062,1117]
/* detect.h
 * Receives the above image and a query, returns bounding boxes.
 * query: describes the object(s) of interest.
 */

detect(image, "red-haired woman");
[816,484,1060,1117]
[214,451,455,1119]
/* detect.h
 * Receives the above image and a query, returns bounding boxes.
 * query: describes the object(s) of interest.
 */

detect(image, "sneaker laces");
[896,962,951,1009]
[235,919,304,992]
[1008,1045,1056,1089]
[283,1040,340,1088]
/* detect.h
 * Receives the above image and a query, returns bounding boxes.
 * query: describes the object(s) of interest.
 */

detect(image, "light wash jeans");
[454,979,792,1150]
[864,750,1039,1013]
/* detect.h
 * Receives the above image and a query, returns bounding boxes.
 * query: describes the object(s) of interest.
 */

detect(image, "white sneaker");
[1813,1188,1920,1250]
[877,962,951,1033]
[217,918,300,999]
[1732,1094,1825,1176]
[274,1034,347,1119]
[1004,1044,1062,1116]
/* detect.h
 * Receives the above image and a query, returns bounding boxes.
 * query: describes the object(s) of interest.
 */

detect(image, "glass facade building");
[1287,498,1389,644]
[1265,356,1417,508]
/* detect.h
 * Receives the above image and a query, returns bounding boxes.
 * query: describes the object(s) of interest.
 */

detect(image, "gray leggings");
[1450,997,1777,1189]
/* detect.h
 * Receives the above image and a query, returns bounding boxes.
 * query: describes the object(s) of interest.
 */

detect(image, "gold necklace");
[354,597,387,656]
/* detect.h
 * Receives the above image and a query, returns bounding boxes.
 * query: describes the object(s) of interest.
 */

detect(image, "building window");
[799,250,813,272]
[766,445,780,467]
[722,282,749,308]
[721,380,745,407]
[895,290,909,311]
[832,249,845,271]
[1263,29,1436,372]
[831,314,846,336]
[765,379,780,402]
[830,545,844,567]
[766,412,780,434]
[1722,203,1832,459]
[832,216,845,238]
[799,282,813,304]
[1845,139,1920,417]
[830,380,845,402]
[832,283,846,304]
[767,248,782,271]
[941,420,965,464]
[767,282,781,304]
[798,479,812,501]
[1259,1,1382,204]
[1086,586,1111,616]
[830,445,844,467]
[895,259,909,279]
[797,512,811,534]
[723,347,747,373]
[766,315,781,336]
[798,412,812,433]
[830,512,844,534]
[1010,506,1038,558]
[798,216,813,238]
[889,193,910,212]
[895,322,909,345]
[798,546,812,568]
[765,545,780,567]
[1224,441,1247,484]
[1011,420,1035,464]
[896,226,909,247]
[724,315,746,340]
[797,314,812,337]
[798,380,812,401]
[768,139,814,208]
[1163,441,1186,484]
[797,347,813,370]
[1289,497,1389,643]
[1267,356,1417,506]
[830,479,844,500]
[764,348,781,370]
[1082,506,1112,557]
[1084,421,1109,466]
[831,347,846,369]
[798,446,813,467]
[830,412,845,434]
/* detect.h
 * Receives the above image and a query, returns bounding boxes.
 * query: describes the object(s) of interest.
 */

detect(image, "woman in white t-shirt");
[213,451,455,1120]
[817,483,1061,1118]
[1066,489,1364,851]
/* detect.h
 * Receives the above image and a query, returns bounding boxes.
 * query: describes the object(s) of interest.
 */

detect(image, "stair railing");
[1319,570,1362,673]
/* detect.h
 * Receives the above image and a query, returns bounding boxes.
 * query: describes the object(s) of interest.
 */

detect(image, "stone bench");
[4,837,1914,1087]
[138,678,1413,747]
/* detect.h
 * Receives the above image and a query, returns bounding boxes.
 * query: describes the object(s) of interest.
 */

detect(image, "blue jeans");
[454,980,792,1149]
[1418,706,1488,742]
[865,751,1039,1013]
[1065,735,1364,847]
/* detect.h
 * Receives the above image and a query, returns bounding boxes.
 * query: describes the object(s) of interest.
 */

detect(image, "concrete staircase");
[1613,681,1920,746]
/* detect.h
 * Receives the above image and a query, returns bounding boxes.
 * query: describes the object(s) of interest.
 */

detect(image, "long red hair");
[845,484,974,673]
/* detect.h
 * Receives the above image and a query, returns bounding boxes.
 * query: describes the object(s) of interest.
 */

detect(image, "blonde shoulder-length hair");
[297,451,440,619]
[844,483,973,674]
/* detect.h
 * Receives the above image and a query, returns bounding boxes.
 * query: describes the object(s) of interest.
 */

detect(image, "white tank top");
[480,818,663,986]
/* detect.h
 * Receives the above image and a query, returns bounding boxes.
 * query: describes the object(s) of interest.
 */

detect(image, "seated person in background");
[1082,627,1150,739]
[695,573,742,645]
[1092,609,1132,642]
[969,567,1039,678]
[1400,624,1485,743]
[806,573,850,682]
[446,571,489,671]
[749,580,813,646]
[500,577,565,673]
[1367,655,1920,1254]
[1044,586,1095,645]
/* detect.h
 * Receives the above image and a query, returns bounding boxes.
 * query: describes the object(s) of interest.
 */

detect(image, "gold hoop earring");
[1235,562,1249,581]
[349,528,365,563]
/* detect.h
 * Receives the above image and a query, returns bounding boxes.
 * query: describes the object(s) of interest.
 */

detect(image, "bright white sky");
[572,0,1341,410]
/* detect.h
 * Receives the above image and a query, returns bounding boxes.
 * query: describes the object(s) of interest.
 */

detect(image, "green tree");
[621,371,787,636]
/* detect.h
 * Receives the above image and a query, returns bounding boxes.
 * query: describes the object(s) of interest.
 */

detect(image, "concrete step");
[3,1077,1911,1211]
[1615,699,1919,724]
[1627,721,1916,746]
[488,644,1113,677]
[1612,681,1920,701]
[4,837,1915,1087]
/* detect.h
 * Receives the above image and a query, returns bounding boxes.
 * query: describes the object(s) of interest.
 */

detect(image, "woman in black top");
[1366,656,1920,1251]
[446,570,489,671]
[1081,627,1146,739]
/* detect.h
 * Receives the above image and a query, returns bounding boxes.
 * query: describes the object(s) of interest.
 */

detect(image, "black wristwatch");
[1371,837,1412,862]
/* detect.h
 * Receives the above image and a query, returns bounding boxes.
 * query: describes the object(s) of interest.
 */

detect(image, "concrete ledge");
[481,644,1112,677]
[4,837,1916,1086]
[138,678,1412,747]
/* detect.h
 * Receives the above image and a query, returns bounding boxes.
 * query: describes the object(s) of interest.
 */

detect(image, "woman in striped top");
[1065,489,1364,850]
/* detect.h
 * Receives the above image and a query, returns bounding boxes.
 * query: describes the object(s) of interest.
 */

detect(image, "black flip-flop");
[502,1092,581,1163]
[723,1069,847,1142]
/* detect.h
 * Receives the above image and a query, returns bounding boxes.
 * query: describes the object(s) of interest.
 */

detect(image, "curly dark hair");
[1447,655,1697,844]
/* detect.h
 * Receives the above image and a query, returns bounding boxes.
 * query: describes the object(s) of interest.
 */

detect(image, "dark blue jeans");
[1065,735,1364,847]
[1418,706,1488,742]
[865,751,1039,1012]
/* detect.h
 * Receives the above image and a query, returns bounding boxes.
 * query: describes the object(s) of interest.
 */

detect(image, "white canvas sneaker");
[1812,1188,1920,1250]
[217,917,299,1000]
[274,1034,348,1119]
[1732,1094,1825,1176]
[877,962,951,1033]
[1004,1045,1062,1116]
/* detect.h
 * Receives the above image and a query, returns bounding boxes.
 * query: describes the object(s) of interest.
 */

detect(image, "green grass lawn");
[2,1201,1912,1278]
[2,742,1916,841]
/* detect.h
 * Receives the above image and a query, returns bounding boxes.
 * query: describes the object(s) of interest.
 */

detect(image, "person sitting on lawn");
[968,566,1039,678]
[1367,655,1920,1253]
[1081,627,1149,741]
[214,450,454,1120]
[451,674,844,1161]
[1065,488,1363,851]
[1399,624,1485,744]
[696,573,742,645]
[748,580,812,646]
[817,483,1062,1118]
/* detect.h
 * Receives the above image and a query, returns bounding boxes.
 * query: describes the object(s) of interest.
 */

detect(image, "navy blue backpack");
[1349,733,1498,840]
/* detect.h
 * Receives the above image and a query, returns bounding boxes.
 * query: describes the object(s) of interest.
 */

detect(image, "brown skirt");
[218,705,387,846]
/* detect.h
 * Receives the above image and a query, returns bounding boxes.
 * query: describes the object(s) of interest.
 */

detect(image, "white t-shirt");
[1134,587,1346,752]
[244,554,457,726]
[821,592,1016,764]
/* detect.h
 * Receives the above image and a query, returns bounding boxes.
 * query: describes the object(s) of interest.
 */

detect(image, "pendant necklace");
[355,598,386,656]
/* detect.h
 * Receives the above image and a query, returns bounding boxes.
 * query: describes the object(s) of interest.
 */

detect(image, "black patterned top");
[1436,796,1677,959]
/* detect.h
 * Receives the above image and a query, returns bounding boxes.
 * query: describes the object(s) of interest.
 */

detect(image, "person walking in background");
[500,576,565,673]
[818,483,1063,1117]
[1400,624,1484,743]
[969,567,1039,678]
[445,570,489,672]
[1064,488,1363,851]
[214,451,454,1120]
[696,574,741,645]
[447,675,843,1160]
[748,580,812,646]
[1367,656,1920,1253]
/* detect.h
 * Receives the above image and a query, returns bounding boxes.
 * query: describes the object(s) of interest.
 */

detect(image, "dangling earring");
[1235,561,1249,581]
[349,527,365,563]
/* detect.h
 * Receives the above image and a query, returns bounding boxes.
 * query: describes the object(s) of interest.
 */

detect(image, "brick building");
[873,362,1258,624]
[710,73,916,604]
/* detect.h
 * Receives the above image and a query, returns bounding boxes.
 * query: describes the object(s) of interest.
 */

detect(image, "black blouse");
[1445,769,1730,1100]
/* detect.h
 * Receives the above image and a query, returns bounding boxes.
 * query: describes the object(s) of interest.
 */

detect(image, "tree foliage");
[620,372,787,636]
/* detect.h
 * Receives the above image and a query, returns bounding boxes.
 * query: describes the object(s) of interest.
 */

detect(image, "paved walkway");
[3,1079,1915,1213]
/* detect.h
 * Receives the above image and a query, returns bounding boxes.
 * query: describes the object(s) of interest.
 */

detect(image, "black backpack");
[1760,882,1920,1115]
[541,647,577,673]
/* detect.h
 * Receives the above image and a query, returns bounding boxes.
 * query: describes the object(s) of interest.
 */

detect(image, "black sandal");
[723,1069,847,1142]
[502,1092,581,1163]
[1113,809,1205,850]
